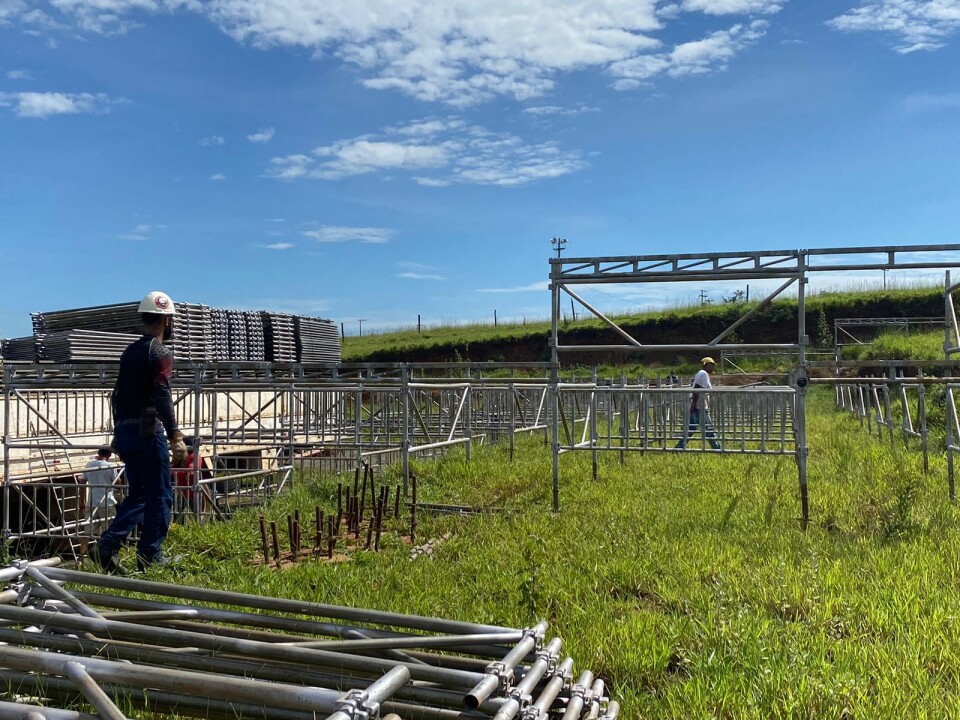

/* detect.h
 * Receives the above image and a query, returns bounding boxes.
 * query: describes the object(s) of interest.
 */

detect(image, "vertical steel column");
[918,372,929,474]
[401,365,410,494]
[591,367,598,482]
[3,367,11,546]
[192,368,202,522]
[550,261,561,512]
[288,379,296,490]
[947,388,956,501]
[509,383,516,462]
[796,263,810,530]
[465,387,472,463]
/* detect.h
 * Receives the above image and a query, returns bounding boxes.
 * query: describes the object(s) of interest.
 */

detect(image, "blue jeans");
[99,424,173,561]
[676,408,721,450]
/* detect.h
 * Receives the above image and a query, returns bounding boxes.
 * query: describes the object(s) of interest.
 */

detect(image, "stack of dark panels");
[294,316,342,363]
[227,310,248,361]
[261,312,296,363]
[37,331,139,363]
[32,302,142,336]
[244,312,265,361]
[210,308,231,361]
[1,337,39,361]
[171,303,213,362]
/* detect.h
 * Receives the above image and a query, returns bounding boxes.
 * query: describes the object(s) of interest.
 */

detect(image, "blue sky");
[1,0,959,338]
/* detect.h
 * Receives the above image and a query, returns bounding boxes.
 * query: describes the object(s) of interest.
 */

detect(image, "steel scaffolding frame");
[0,558,620,720]
[1,362,551,555]
[549,243,960,527]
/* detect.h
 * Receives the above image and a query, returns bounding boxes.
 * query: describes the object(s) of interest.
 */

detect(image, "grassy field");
[135,388,960,719]
[841,330,945,362]
[341,286,944,362]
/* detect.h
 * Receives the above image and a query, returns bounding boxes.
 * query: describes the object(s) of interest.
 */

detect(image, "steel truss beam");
[549,243,960,527]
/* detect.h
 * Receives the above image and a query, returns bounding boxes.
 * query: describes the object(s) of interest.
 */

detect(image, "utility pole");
[698,289,709,305]
[358,319,367,337]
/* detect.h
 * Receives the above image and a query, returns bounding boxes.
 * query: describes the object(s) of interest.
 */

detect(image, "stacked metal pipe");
[262,312,297,363]
[0,336,39,361]
[245,312,266,361]
[21,301,341,364]
[169,303,213,362]
[36,331,140,363]
[0,560,619,720]
[295,316,342,363]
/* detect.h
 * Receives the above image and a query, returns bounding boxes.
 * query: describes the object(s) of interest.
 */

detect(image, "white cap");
[138,291,176,316]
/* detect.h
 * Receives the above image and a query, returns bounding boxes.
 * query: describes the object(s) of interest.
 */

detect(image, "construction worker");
[676,357,721,450]
[90,291,188,573]
[83,445,118,537]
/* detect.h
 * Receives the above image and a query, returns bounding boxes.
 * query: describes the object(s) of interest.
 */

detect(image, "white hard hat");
[138,291,176,315]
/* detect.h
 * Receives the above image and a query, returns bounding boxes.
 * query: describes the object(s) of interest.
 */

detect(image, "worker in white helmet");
[90,291,188,574]
[675,356,721,450]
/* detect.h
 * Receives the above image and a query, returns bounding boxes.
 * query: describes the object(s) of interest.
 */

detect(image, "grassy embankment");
[143,388,960,719]
[341,286,945,368]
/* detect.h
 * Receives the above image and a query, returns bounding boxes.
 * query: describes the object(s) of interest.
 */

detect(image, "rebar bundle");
[0,559,620,720]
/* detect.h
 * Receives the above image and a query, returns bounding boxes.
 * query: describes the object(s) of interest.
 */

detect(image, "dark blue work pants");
[98,424,172,562]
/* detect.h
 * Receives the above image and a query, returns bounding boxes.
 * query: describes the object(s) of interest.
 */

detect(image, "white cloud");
[522,104,600,116]
[209,172,227,181]
[261,242,294,250]
[397,261,445,279]
[302,226,394,244]
[247,127,275,143]
[397,271,446,281]
[5,69,32,80]
[268,117,586,187]
[681,0,783,14]
[0,0,26,26]
[200,135,225,146]
[117,222,162,241]
[0,91,113,118]
[829,1,960,53]
[476,281,551,293]
[609,19,769,84]
[30,0,782,105]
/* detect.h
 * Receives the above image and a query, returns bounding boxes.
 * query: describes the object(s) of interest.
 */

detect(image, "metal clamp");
[483,660,514,693]
[334,688,378,720]
[535,646,559,675]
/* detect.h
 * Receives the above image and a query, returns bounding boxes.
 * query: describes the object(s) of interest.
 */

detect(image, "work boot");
[136,551,183,572]
[89,543,126,576]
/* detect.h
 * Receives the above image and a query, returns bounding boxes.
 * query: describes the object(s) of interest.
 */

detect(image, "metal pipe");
[0,603,485,688]
[0,701,96,720]
[0,643,342,713]
[64,662,128,720]
[42,567,514,635]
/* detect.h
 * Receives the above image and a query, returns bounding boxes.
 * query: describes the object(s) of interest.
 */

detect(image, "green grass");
[842,330,945,362]
[137,388,960,719]
[341,285,944,361]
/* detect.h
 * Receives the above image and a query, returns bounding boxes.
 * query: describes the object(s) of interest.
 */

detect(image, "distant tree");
[723,289,747,305]
[816,309,831,348]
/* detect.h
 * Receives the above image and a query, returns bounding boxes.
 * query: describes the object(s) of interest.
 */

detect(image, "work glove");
[169,431,189,467]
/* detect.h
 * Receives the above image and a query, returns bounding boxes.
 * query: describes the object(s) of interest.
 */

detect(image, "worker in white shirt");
[676,357,721,450]
[83,445,119,535]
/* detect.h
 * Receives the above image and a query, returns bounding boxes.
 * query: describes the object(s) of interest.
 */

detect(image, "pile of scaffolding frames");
[0,558,619,720]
